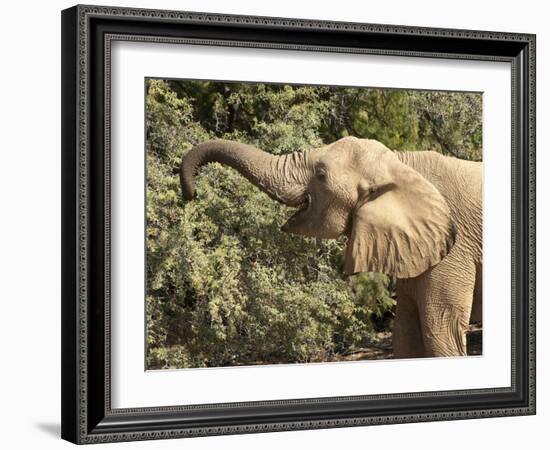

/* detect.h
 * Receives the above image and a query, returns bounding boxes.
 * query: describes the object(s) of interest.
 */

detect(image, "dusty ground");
[335,324,482,361]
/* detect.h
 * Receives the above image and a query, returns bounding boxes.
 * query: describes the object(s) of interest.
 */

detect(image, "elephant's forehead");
[321,146,349,161]
[317,138,388,165]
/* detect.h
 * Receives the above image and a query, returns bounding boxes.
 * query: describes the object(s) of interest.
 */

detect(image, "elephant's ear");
[344,154,456,278]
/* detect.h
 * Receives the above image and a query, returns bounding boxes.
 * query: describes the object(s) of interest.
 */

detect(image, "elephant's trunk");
[180,140,311,206]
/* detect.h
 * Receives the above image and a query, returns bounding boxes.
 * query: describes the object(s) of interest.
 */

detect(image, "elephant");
[179,136,482,358]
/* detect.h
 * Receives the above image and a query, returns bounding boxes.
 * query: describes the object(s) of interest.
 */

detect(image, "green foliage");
[145,79,482,369]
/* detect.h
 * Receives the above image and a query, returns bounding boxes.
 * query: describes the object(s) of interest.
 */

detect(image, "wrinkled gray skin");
[180,137,482,358]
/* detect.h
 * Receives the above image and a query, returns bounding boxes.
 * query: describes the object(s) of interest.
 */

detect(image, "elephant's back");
[436,156,483,263]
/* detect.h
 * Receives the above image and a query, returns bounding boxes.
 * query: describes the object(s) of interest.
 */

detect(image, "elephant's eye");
[315,170,327,182]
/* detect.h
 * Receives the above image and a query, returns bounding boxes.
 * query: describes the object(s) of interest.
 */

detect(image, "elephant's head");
[180,137,455,278]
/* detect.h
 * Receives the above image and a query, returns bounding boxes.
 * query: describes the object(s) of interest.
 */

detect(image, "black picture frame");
[61,4,536,444]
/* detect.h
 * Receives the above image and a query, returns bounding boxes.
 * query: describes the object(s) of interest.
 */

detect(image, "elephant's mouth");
[281,194,311,233]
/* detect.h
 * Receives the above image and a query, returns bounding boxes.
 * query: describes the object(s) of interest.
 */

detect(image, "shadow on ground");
[35,422,60,438]
[336,324,482,361]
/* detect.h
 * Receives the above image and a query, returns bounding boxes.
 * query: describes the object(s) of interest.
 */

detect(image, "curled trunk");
[180,140,310,206]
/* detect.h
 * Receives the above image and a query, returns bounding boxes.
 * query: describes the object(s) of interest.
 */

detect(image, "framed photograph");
[61,4,536,444]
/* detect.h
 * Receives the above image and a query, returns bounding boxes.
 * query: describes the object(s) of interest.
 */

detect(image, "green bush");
[145,79,481,369]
